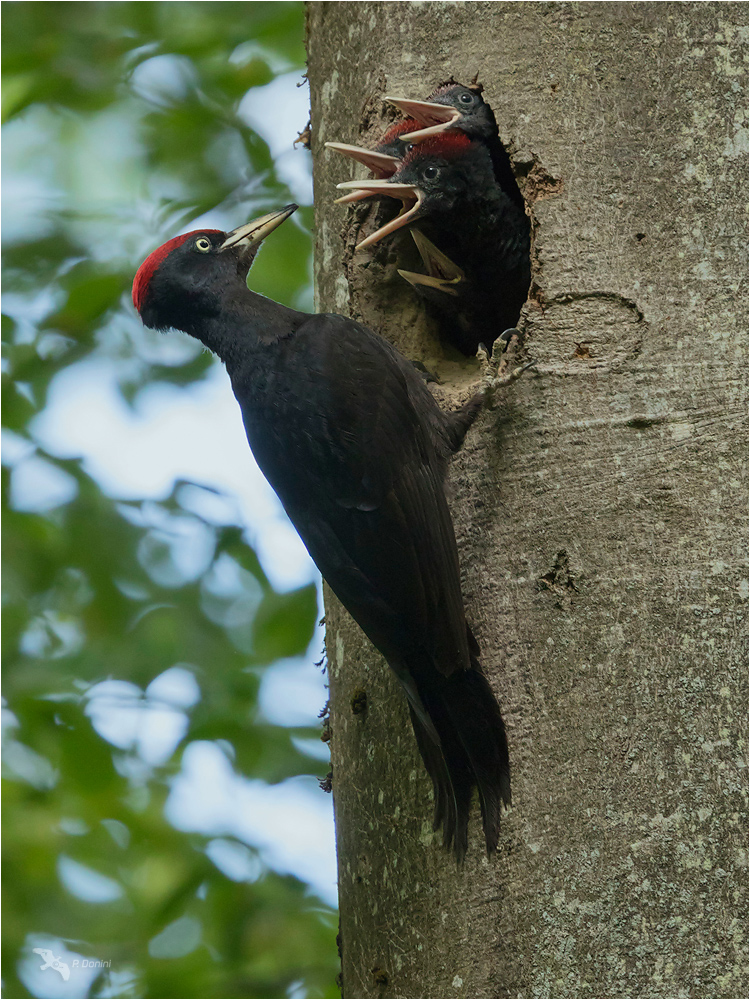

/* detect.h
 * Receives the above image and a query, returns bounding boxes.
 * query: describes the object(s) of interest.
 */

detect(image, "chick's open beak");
[384,97,462,142]
[398,230,465,295]
[334,180,424,249]
[325,142,401,178]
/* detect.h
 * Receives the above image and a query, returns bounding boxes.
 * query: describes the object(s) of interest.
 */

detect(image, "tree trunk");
[305,3,748,997]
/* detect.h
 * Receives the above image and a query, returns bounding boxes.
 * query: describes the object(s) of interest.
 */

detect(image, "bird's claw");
[411,359,440,384]
[479,329,536,401]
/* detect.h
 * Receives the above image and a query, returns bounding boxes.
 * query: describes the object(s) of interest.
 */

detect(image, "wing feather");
[235,313,470,676]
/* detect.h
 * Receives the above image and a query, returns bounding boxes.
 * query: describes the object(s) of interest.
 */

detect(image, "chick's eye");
[422,165,440,181]
[459,92,474,104]
[195,238,212,253]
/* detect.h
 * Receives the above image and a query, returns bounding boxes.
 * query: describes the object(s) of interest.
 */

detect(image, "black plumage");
[132,207,510,859]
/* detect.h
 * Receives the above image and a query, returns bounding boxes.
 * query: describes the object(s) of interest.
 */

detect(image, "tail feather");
[402,642,510,859]
[407,703,474,860]
[441,667,511,853]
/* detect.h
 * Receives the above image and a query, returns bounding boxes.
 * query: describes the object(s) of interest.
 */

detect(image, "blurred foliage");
[2,4,338,998]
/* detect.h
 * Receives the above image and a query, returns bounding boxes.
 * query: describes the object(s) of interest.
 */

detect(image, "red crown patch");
[132,230,222,311]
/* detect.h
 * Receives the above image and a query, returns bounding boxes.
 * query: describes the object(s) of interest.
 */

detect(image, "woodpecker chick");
[337,133,530,353]
[387,81,526,212]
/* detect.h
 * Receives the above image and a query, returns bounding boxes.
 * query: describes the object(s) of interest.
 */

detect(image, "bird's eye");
[422,165,440,181]
[459,92,474,105]
[404,142,415,153]
[195,238,212,253]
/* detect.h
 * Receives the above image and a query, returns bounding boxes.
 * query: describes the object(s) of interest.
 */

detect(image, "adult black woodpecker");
[132,206,511,860]
[337,132,531,355]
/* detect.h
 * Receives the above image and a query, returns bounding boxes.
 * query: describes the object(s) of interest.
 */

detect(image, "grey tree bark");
[306,4,748,997]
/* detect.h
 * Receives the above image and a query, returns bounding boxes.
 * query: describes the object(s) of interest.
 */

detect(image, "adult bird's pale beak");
[220,204,298,251]
[384,97,462,142]
[335,180,424,249]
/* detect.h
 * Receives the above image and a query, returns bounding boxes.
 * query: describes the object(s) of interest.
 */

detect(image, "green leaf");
[251,585,319,661]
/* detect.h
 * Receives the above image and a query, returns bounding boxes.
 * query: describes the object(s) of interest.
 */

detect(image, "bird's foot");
[479,329,536,403]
